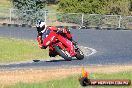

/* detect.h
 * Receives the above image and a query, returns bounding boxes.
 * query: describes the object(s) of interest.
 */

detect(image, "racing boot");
[49,52,57,57]
[49,48,57,57]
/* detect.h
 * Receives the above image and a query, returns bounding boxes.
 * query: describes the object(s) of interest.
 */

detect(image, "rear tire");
[54,45,72,61]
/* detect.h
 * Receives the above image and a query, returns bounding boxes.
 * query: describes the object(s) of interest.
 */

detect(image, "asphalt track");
[0,27,132,69]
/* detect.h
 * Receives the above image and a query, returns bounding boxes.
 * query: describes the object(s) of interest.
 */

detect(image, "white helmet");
[36,19,46,28]
[40,22,46,28]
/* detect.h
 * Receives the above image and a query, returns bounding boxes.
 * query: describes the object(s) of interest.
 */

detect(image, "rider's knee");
[41,45,47,49]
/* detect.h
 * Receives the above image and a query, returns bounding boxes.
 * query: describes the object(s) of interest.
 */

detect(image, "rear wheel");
[54,45,72,61]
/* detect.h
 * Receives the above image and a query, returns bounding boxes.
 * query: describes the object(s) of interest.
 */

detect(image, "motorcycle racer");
[36,19,73,57]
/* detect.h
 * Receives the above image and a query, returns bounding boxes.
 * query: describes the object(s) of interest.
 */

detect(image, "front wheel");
[54,45,72,61]
[75,46,84,60]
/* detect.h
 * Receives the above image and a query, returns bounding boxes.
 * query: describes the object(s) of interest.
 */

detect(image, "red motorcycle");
[42,28,84,61]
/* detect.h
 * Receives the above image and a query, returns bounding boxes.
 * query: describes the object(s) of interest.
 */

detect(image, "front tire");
[54,45,72,61]
[75,45,84,60]
[76,50,84,60]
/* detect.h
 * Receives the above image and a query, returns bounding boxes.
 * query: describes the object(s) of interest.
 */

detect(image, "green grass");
[4,71,132,88]
[0,37,49,63]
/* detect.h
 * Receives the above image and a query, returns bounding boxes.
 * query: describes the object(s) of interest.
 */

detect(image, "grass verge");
[4,71,132,88]
[0,37,49,63]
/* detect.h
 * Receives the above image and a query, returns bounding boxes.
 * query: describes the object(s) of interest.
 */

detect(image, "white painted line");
[86,47,97,56]
[79,45,97,57]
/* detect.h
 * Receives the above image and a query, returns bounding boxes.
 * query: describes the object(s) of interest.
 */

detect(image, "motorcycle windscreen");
[43,31,57,46]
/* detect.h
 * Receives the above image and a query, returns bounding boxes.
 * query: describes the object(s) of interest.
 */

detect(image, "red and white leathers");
[37,26,73,57]
[37,26,72,49]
